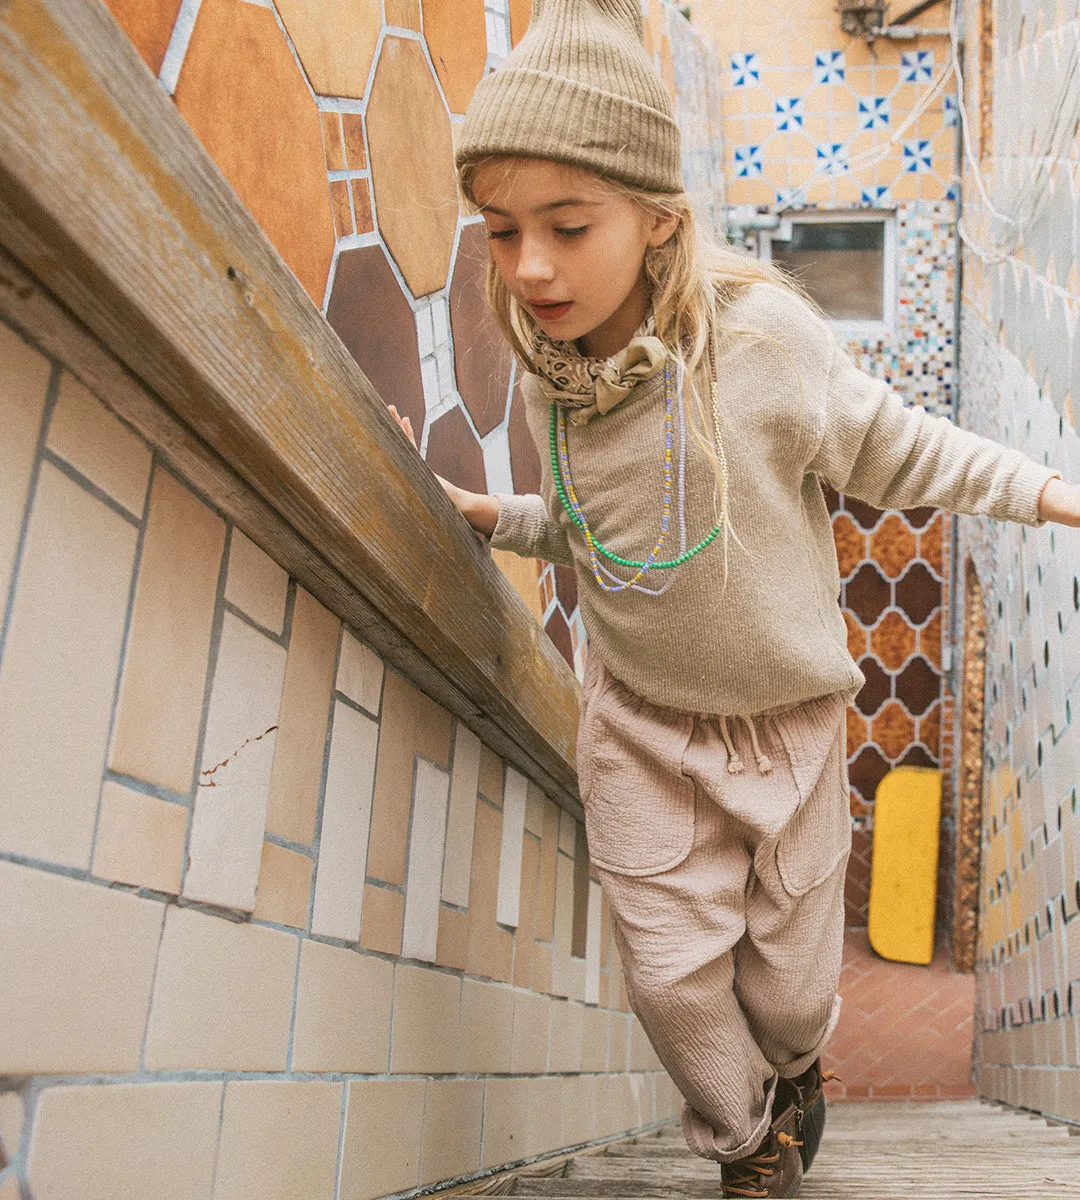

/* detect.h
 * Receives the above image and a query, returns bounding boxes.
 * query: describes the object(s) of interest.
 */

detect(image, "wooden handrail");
[0,0,582,810]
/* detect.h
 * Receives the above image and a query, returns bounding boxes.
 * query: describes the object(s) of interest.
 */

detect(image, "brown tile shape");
[465,800,514,982]
[870,513,917,580]
[321,112,345,171]
[423,0,488,114]
[274,0,381,98]
[849,743,891,806]
[368,37,459,296]
[554,564,579,614]
[103,0,183,74]
[509,0,531,44]
[844,829,873,923]
[844,610,867,660]
[545,605,575,669]
[918,700,942,757]
[327,244,425,438]
[341,114,367,169]
[855,655,891,717]
[385,0,422,29]
[899,744,937,769]
[846,707,868,760]
[450,223,514,437]
[478,745,504,807]
[436,905,469,970]
[425,405,488,495]
[872,700,916,761]
[843,495,884,531]
[920,608,943,669]
[896,562,942,626]
[919,512,945,575]
[330,179,354,237]
[360,884,404,955]
[351,179,374,233]
[176,0,334,302]
[508,373,543,493]
[895,655,941,717]
[870,609,917,672]
[832,513,866,579]
[821,480,841,515]
[846,562,891,627]
[903,505,937,530]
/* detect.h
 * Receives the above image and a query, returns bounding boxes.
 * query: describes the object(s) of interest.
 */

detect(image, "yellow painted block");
[868,767,942,965]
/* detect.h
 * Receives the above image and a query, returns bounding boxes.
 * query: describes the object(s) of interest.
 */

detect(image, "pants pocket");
[772,694,852,897]
[579,672,696,877]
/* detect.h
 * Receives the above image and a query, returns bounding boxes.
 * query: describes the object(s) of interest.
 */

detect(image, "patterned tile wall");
[0,315,678,1197]
[100,0,726,683]
[958,0,1080,1121]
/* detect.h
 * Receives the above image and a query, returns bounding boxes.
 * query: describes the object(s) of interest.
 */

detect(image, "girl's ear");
[646,209,681,248]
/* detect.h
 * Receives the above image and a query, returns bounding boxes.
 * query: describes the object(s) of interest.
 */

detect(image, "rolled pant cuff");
[680,1075,777,1164]
[775,992,843,1080]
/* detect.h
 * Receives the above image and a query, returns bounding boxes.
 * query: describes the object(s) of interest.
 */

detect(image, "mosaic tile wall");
[695,0,962,924]
[958,0,1080,1122]
[0,314,679,1198]
[100,0,725,684]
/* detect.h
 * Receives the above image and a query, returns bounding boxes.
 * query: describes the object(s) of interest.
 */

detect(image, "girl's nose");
[515,237,555,284]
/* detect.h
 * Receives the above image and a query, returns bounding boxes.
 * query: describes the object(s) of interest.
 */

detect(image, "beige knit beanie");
[456,0,683,194]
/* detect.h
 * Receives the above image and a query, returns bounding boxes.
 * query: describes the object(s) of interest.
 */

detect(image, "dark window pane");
[772,220,885,321]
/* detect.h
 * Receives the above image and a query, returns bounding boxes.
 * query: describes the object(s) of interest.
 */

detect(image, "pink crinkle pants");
[577,650,855,1163]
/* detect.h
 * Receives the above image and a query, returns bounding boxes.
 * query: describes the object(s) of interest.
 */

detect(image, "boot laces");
[724,1132,802,1198]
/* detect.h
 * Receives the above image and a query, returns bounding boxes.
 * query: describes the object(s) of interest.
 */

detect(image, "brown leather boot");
[720,1101,803,1198]
[788,1059,840,1173]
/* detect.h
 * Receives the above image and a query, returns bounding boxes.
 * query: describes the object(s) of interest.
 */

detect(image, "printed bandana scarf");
[528,313,667,426]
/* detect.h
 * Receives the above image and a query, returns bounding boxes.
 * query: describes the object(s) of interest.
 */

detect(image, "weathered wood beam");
[0,0,582,808]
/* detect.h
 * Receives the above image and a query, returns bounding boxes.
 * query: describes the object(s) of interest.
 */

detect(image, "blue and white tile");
[734,144,764,178]
[814,50,845,85]
[903,139,934,173]
[775,96,804,130]
[816,141,848,175]
[731,51,760,87]
[902,49,934,83]
[858,95,890,130]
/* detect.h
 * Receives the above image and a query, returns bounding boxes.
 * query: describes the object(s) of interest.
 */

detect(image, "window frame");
[758,208,898,339]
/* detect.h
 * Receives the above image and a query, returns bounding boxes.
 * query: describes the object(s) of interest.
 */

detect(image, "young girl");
[389,2,1080,1195]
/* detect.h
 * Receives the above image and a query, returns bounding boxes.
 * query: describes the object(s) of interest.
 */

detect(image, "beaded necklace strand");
[548,330,728,592]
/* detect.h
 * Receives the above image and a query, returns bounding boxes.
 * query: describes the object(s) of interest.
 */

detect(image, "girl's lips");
[531,301,572,321]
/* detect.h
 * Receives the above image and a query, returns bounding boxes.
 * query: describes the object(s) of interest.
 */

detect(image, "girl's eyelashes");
[556,226,589,238]
[486,228,516,241]
[483,226,589,241]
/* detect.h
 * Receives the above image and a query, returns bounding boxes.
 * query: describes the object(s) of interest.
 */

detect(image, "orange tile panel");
[870,609,917,672]
[330,179,354,238]
[341,114,367,169]
[844,609,867,660]
[423,0,488,115]
[509,0,531,45]
[385,0,422,30]
[846,707,868,760]
[920,513,945,574]
[103,0,183,75]
[436,905,470,971]
[274,0,381,99]
[368,36,459,297]
[321,111,345,171]
[351,179,374,234]
[919,700,942,757]
[870,513,917,579]
[919,609,944,669]
[871,700,916,761]
[174,0,335,303]
[832,512,866,579]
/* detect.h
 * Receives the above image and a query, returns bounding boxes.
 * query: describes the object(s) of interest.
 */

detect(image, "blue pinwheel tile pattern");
[904,140,934,173]
[731,51,761,86]
[858,96,890,131]
[902,50,934,82]
[816,141,848,175]
[814,50,845,84]
[734,144,764,178]
[861,185,890,205]
[775,96,804,130]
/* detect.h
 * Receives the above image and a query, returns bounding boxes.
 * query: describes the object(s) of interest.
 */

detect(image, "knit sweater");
[490,283,1059,715]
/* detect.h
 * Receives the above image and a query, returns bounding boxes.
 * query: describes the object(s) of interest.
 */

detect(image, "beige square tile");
[109,468,226,792]
[435,904,469,970]
[478,744,504,806]
[582,1005,608,1073]
[0,324,51,604]
[441,724,481,908]
[479,1077,531,1168]
[336,628,384,714]
[47,373,151,517]
[535,801,559,942]
[312,700,379,940]
[512,834,541,989]
[265,588,339,844]
[402,758,451,962]
[548,999,584,1073]
[552,852,585,1001]
[560,1075,599,1147]
[497,768,527,929]
[0,463,137,866]
[420,1080,483,1186]
[510,991,549,1075]
[524,781,547,836]
[252,841,312,929]
[92,782,187,894]
[458,979,513,1074]
[184,613,287,911]
[27,1082,220,1200]
[608,1012,631,1072]
[144,904,297,1070]
[0,861,163,1073]
[465,801,513,983]
[532,941,554,995]
[390,964,460,1074]
[292,941,392,1073]
[360,883,404,955]
[213,1081,341,1200]
[339,1080,423,1200]
[224,528,288,634]
[0,1091,24,1169]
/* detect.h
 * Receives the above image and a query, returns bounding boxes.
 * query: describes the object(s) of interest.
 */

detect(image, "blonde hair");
[458,157,802,578]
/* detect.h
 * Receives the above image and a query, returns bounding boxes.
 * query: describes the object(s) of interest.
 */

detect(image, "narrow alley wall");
[957,0,1080,1123]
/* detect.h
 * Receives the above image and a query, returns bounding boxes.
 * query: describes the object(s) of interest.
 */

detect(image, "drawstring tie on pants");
[717,713,774,776]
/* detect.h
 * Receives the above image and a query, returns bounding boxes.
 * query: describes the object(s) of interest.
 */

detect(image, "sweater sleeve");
[808,342,1061,527]
[489,492,576,566]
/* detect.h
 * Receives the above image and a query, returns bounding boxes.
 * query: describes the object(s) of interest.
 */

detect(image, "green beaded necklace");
[548,341,726,573]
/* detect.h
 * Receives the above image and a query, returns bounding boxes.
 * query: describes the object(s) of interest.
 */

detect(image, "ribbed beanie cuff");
[456,0,683,194]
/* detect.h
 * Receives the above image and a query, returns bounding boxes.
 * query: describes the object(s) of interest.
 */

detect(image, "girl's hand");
[386,403,500,538]
[1037,478,1080,527]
